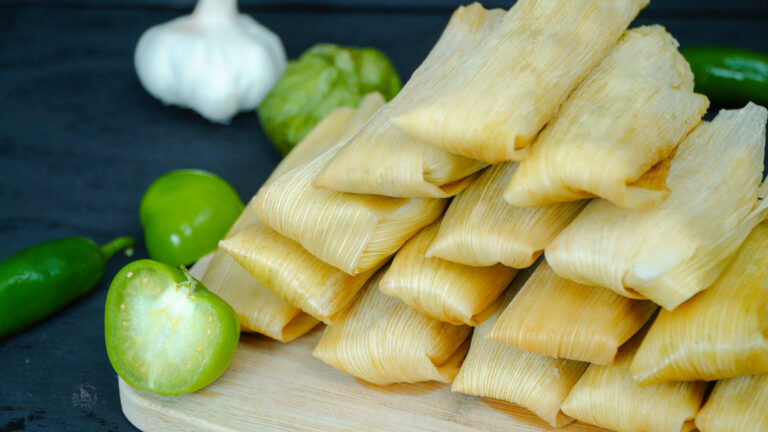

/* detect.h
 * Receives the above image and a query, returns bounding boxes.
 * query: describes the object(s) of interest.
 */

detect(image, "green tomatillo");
[140,169,243,267]
[105,259,240,396]
[258,43,402,155]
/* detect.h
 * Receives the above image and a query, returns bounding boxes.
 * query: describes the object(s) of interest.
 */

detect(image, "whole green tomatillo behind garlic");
[258,44,402,155]
[134,0,286,123]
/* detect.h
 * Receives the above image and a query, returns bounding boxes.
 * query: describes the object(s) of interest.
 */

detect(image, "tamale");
[504,26,709,210]
[313,269,471,386]
[198,93,384,341]
[378,221,517,326]
[312,4,498,198]
[546,103,768,310]
[630,222,768,385]
[392,0,648,163]
[426,162,586,268]
[488,261,657,365]
[254,150,445,277]
[201,252,320,342]
[220,223,381,324]
[452,281,589,427]
[561,327,707,432]
[695,374,768,432]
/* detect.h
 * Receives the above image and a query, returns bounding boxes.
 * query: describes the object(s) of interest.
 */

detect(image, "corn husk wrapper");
[313,270,471,386]
[198,94,385,341]
[695,374,768,432]
[630,222,768,385]
[452,280,589,427]
[427,163,586,268]
[489,261,657,365]
[504,26,708,210]
[313,4,498,198]
[254,148,445,277]
[561,327,707,432]
[220,223,381,325]
[392,0,648,163]
[379,221,517,326]
[546,103,768,310]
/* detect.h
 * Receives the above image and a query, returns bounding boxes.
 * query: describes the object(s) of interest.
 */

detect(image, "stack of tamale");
[193,0,768,430]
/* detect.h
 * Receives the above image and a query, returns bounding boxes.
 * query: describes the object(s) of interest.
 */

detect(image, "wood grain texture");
[119,328,611,432]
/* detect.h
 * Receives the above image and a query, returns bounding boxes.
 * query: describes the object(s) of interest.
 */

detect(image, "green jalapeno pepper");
[681,45,768,106]
[0,236,135,339]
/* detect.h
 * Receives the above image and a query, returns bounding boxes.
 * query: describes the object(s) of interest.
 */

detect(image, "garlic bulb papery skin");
[134,0,286,123]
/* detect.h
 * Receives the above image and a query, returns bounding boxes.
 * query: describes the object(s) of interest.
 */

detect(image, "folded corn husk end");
[502,25,708,211]
[390,112,528,164]
[630,221,768,386]
[451,281,587,428]
[391,0,648,164]
[309,3,499,198]
[426,162,587,269]
[379,221,517,326]
[201,250,320,342]
[546,103,768,310]
[695,374,768,432]
[218,222,380,326]
[487,261,657,365]
[313,270,471,386]
[254,144,446,276]
[424,237,541,270]
[561,326,707,432]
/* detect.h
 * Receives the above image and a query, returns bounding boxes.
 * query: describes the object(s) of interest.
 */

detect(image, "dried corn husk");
[313,4,498,198]
[197,94,384,341]
[426,163,586,268]
[392,0,647,163]
[546,103,768,310]
[488,261,657,365]
[695,374,768,432]
[220,222,381,325]
[452,281,589,427]
[379,220,517,326]
[504,26,708,210]
[630,222,768,385]
[201,252,320,342]
[313,270,471,385]
[561,327,707,432]
[254,149,445,276]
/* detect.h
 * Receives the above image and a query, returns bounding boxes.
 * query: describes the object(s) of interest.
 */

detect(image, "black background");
[1,1,767,431]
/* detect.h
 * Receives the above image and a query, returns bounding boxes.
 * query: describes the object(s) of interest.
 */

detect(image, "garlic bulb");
[134,0,286,123]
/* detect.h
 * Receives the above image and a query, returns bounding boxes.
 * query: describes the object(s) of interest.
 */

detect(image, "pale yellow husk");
[426,162,586,268]
[220,223,381,325]
[488,261,657,365]
[630,222,768,385]
[561,327,707,432]
[392,0,648,163]
[313,269,471,386]
[504,25,709,209]
[546,103,768,310]
[452,282,589,427]
[196,94,385,341]
[312,4,498,198]
[254,145,445,276]
[379,220,517,326]
[695,374,768,432]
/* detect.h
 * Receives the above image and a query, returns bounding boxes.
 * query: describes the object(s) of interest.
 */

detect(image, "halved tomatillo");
[105,259,239,396]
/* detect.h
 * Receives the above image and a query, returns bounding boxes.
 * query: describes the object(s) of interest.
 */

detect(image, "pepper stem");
[100,236,136,261]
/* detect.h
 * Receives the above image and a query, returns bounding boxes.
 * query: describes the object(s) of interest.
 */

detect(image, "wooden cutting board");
[119,326,610,432]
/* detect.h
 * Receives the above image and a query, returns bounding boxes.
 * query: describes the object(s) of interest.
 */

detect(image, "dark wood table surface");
[1,1,767,430]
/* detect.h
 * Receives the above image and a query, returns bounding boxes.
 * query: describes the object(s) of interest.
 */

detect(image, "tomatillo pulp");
[105,259,239,396]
